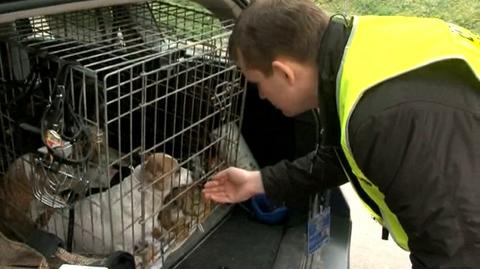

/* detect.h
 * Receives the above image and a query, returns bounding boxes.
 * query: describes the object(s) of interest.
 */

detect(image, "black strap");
[382,227,389,240]
[104,251,136,269]
[40,61,93,166]
[87,251,136,269]
[66,207,75,252]
[64,165,131,249]
[25,229,64,258]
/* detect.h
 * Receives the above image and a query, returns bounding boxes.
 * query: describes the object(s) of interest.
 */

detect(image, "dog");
[1,151,207,267]
[43,152,194,257]
[157,183,212,244]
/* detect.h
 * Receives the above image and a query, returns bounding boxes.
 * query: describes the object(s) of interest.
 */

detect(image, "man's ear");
[272,60,295,85]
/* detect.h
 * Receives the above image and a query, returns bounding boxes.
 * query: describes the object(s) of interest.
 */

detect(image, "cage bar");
[0,1,246,268]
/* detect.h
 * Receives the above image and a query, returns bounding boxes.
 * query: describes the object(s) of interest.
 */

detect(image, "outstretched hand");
[202,167,265,204]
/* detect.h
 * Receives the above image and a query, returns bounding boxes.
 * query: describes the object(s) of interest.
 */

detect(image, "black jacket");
[261,19,480,268]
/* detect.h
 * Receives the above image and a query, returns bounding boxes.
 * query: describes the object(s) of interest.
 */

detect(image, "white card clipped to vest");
[307,190,331,254]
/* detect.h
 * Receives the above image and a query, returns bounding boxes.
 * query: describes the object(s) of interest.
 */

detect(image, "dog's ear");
[143,153,179,187]
[158,154,178,174]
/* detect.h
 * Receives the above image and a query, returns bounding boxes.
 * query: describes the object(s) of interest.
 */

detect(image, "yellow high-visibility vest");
[337,15,480,250]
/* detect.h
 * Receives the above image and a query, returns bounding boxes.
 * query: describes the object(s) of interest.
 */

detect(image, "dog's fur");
[43,153,194,256]
[157,184,212,243]
[0,151,210,268]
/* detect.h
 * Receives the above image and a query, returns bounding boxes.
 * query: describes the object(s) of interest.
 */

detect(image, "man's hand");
[202,167,265,203]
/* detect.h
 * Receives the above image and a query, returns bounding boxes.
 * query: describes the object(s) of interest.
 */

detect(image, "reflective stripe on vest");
[337,16,480,250]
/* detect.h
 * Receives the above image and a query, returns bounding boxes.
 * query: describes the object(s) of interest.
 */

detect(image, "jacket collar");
[316,17,352,147]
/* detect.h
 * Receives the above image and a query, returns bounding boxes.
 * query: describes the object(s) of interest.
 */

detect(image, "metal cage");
[0,1,246,268]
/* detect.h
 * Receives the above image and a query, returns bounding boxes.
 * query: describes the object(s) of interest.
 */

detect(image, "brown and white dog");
[43,152,194,256]
[1,151,206,267]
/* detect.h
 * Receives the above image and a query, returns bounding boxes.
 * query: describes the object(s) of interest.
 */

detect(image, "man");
[202,0,480,268]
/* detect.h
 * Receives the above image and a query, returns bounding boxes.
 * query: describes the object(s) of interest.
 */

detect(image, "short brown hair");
[229,0,329,75]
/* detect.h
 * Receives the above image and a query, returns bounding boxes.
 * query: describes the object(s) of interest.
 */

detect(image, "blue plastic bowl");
[250,194,289,225]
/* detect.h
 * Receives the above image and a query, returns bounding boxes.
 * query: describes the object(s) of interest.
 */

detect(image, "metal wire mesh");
[0,1,245,268]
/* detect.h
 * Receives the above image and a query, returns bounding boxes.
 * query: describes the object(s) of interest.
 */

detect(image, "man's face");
[243,68,299,117]
[237,51,319,117]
